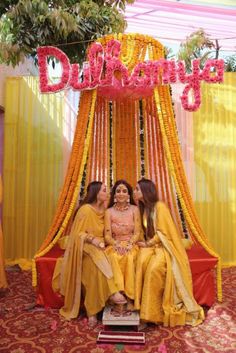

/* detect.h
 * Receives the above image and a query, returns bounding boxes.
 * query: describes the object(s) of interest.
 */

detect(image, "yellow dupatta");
[52,204,112,320]
[154,201,204,326]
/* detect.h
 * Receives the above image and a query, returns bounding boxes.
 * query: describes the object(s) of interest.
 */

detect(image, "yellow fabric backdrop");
[3,77,76,268]
[0,174,8,287]
[3,74,236,267]
[193,73,236,266]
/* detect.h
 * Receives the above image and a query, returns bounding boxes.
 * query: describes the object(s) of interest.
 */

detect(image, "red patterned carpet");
[0,267,235,353]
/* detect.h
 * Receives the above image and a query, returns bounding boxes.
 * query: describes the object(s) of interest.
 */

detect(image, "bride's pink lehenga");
[104,204,142,302]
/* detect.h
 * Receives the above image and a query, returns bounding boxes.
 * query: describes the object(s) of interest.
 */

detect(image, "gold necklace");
[114,203,129,212]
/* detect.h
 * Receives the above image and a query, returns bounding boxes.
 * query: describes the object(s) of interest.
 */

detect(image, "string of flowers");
[150,97,159,187]
[145,99,153,180]
[96,97,101,180]
[134,100,141,181]
[139,100,146,177]
[147,97,156,183]
[100,97,105,182]
[151,97,164,197]
[100,96,105,182]
[142,99,149,178]
[154,98,169,203]
[104,99,109,186]
[112,101,117,182]
[109,101,114,187]
[84,136,93,189]
[115,101,121,179]
[128,99,138,186]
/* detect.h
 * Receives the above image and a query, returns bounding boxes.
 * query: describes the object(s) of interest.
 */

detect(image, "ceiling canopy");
[125,0,236,54]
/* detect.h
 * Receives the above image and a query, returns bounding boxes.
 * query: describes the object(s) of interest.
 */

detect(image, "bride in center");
[104,180,142,305]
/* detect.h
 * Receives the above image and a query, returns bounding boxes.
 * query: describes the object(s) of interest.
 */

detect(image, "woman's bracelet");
[146,238,156,247]
[99,241,105,249]
[86,235,94,243]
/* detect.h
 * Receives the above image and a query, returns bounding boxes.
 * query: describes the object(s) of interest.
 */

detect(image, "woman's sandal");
[88,315,98,327]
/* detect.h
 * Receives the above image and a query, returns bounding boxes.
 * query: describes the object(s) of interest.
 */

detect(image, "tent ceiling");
[125,0,236,53]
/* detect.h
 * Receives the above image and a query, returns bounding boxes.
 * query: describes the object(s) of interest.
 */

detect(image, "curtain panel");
[173,73,236,266]
[3,77,77,267]
[3,74,236,266]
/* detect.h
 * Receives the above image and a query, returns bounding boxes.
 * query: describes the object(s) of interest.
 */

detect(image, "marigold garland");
[142,99,150,178]
[34,33,222,302]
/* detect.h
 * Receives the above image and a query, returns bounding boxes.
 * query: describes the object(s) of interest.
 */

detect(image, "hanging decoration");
[34,33,222,303]
[38,40,224,112]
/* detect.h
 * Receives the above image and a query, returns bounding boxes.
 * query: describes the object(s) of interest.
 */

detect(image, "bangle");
[99,242,105,248]
[86,235,93,243]
[146,239,155,247]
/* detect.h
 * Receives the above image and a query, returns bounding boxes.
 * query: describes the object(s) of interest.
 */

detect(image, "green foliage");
[178,29,216,72]
[164,47,175,60]
[224,55,236,72]
[0,0,135,66]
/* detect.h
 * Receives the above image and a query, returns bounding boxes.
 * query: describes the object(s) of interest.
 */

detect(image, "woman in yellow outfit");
[134,178,204,327]
[105,180,142,304]
[52,181,125,326]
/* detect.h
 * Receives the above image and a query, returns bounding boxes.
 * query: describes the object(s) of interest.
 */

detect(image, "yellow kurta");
[52,204,119,319]
[135,201,204,327]
[104,205,142,300]
[0,175,7,289]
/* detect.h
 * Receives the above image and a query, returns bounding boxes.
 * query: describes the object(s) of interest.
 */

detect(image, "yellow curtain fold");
[193,73,236,266]
[4,34,234,291]
[3,77,76,264]
[0,174,8,287]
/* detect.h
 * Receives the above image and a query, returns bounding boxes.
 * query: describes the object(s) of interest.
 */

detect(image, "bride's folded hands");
[114,240,133,255]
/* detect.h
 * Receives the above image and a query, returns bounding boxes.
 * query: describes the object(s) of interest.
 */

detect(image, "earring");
[127,196,130,205]
[114,197,117,203]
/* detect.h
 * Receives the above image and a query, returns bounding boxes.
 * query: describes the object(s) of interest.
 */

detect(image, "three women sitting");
[53,178,204,327]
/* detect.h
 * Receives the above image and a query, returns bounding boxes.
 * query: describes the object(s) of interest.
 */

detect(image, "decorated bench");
[35,243,217,309]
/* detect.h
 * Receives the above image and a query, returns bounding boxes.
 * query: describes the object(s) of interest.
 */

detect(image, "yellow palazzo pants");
[82,252,120,316]
[105,244,139,300]
[135,247,167,323]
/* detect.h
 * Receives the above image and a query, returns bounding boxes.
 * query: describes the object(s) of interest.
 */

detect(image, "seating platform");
[186,244,217,307]
[35,243,217,309]
[36,245,64,308]
[102,305,140,326]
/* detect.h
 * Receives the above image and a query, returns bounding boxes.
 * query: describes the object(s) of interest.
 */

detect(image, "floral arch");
[33,33,222,301]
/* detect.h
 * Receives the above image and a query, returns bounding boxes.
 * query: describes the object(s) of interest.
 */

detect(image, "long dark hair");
[73,181,103,219]
[138,178,158,239]
[80,181,103,207]
[108,179,135,208]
